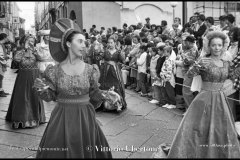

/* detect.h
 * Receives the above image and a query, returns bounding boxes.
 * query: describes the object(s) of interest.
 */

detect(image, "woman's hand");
[198,57,211,67]
[33,78,49,92]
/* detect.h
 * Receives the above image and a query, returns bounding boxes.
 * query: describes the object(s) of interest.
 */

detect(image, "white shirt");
[0,45,4,57]
[137,52,147,73]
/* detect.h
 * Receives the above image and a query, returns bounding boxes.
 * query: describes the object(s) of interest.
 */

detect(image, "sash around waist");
[201,82,224,92]
[38,59,54,62]
[56,94,90,104]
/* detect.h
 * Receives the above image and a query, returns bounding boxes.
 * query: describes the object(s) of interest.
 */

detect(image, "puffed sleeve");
[38,64,57,102]
[89,64,106,109]
[229,64,240,81]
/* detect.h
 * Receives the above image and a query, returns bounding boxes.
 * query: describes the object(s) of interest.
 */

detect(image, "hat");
[185,35,195,43]
[156,42,165,48]
[145,17,150,20]
[49,18,81,62]
[38,30,50,36]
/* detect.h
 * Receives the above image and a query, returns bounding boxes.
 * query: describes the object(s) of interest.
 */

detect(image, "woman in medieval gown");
[97,36,127,112]
[167,31,240,158]
[33,18,112,158]
[6,35,46,128]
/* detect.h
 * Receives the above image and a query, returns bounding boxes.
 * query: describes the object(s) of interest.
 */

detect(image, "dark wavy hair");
[64,30,82,52]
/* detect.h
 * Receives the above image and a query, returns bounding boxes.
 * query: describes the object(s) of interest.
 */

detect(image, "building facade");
[117,1,240,28]
[188,1,240,26]
[117,2,183,27]
[35,1,240,33]
[35,2,121,32]
[0,2,25,42]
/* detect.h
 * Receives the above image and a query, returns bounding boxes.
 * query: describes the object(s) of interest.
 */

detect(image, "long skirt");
[36,95,112,158]
[10,60,19,69]
[99,62,127,109]
[182,75,195,108]
[168,82,240,158]
[6,68,46,128]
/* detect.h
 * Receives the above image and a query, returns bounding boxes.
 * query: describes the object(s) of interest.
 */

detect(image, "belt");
[56,94,90,104]
[39,59,54,62]
[201,82,224,92]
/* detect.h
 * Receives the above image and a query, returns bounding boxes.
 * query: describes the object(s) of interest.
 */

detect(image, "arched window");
[57,10,60,19]
[61,6,64,18]
[64,6,67,18]
[69,10,76,21]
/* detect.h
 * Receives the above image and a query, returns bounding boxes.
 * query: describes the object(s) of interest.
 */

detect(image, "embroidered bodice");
[187,60,230,83]
[42,63,100,100]
[103,49,124,63]
[19,49,38,69]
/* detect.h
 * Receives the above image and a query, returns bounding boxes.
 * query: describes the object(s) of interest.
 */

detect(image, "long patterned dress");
[6,48,46,128]
[36,63,112,158]
[99,49,127,110]
[167,60,240,158]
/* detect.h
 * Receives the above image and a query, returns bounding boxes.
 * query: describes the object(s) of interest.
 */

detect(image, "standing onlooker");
[226,14,236,37]
[0,33,9,97]
[174,17,183,30]
[127,35,141,90]
[170,23,181,41]
[216,15,228,33]
[175,37,185,106]
[123,23,128,35]
[202,17,217,37]
[193,14,207,50]
[149,47,160,104]
[100,27,106,36]
[136,45,148,97]
[161,20,171,37]
[144,17,151,30]
[121,36,132,88]
[160,46,176,109]
[88,36,104,69]
[154,44,166,106]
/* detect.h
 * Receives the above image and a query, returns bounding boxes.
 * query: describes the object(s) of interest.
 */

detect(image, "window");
[69,10,76,20]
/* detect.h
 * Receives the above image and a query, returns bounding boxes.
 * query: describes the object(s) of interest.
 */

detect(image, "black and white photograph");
[0,1,240,158]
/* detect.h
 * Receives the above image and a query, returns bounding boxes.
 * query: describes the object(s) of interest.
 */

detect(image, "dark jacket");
[193,23,207,38]
[194,23,207,49]
[156,56,166,78]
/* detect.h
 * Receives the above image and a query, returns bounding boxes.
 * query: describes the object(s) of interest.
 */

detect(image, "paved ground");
[0,66,185,158]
